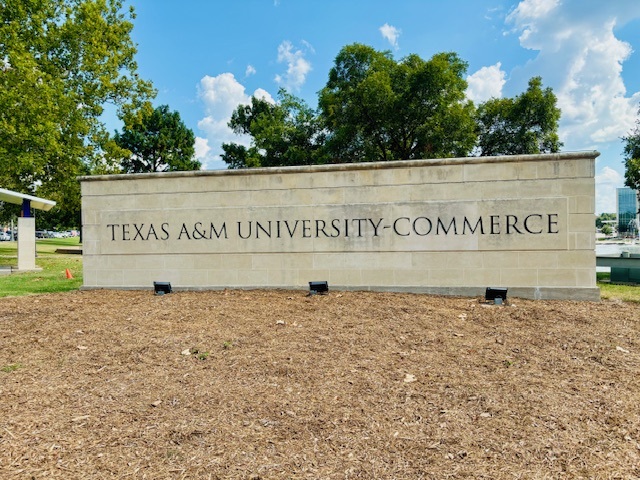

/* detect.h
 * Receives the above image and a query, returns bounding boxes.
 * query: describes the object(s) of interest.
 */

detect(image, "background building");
[617,187,639,237]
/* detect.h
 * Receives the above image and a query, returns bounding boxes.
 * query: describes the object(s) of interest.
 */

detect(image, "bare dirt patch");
[1,289,639,479]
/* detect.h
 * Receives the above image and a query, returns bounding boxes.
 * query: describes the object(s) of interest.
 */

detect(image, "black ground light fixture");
[309,281,329,295]
[485,287,508,305]
[154,281,172,295]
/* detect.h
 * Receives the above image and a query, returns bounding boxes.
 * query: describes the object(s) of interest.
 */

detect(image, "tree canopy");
[476,77,562,156]
[0,0,154,227]
[318,44,477,162]
[222,89,328,169]
[623,106,640,201]
[114,103,199,173]
[595,212,616,229]
[222,44,563,170]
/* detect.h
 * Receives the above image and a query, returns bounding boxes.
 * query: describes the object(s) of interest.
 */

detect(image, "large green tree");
[114,103,199,173]
[222,89,328,169]
[318,44,477,162]
[476,77,562,156]
[0,0,154,227]
[220,44,563,171]
[623,105,640,201]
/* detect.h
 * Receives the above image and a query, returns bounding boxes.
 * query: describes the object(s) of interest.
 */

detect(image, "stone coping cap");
[0,188,56,211]
[79,151,600,182]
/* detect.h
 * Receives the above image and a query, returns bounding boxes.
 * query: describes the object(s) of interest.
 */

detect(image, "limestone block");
[208,269,239,285]
[569,213,597,233]
[558,251,596,268]
[517,252,558,269]
[537,268,578,286]
[499,268,539,286]
[569,195,595,214]
[463,268,502,286]
[394,269,429,286]
[332,268,365,286]
[427,268,467,286]
[266,268,299,286]
[237,269,270,286]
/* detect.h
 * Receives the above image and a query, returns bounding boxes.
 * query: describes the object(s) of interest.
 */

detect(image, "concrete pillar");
[17,217,37,271]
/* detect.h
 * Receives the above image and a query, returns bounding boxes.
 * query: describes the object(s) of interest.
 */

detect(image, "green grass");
[0,237,83,297]
[597,272,640,302]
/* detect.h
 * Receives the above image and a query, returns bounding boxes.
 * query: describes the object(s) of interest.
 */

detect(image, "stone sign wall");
[80,152,599,300]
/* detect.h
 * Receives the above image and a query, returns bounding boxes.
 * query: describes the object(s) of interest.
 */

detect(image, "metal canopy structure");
[0,188,56,216]
[0,188,56,271]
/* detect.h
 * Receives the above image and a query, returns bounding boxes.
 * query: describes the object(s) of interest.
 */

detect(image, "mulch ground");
[1,289,639,479]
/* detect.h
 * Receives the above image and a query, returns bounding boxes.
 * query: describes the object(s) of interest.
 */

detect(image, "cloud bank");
[504,0,640,146]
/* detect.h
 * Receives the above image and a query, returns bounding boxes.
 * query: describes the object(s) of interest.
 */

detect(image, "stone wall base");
[80,284,601,301]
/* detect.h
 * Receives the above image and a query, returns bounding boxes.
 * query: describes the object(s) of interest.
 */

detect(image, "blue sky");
[124,0,640,213]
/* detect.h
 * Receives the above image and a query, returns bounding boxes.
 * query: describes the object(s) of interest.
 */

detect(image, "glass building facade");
[617,187,639,235]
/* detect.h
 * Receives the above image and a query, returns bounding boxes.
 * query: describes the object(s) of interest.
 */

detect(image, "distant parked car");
[0,232,10,241]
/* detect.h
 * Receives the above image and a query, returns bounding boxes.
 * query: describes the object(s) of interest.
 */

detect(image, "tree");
[114,103,199,173]
[476,77,562,156]
[318,44,477,162]
[222,89,328,169]
[596,212,616,229]
[219,44,563,170]
[623,106,640,206]
[0,0,154,226]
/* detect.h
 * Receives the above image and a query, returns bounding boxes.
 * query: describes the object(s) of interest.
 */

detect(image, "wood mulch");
[1,289,639,479]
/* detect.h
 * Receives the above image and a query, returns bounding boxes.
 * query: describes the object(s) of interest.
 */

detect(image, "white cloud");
[484,6,504,21]
[466,63,506,103]
[506,0,560,48]
[596,166,625,213]
[379,23,401,50]
[275,40,312,91]
[199,73,248,117]
[505,0,640,150]
[245,65,256,77]
[197,73,274,170]
[301,40,316,55]
[194,137,211,161]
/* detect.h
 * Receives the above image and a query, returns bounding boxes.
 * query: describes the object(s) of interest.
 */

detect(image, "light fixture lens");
[154,281,172,295]
[485,287,507,304]
[309,281,329,295]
